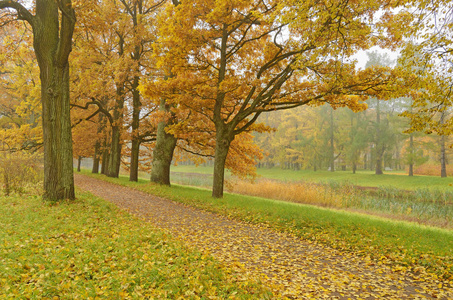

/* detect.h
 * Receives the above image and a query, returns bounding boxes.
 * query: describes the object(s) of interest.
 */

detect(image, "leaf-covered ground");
[75,174,453,299]
[0,190,270,299]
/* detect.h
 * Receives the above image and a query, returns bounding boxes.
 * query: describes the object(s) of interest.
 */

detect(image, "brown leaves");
[76,174,453,299]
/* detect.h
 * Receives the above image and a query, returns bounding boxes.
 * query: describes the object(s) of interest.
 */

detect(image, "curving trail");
[75,174,451,299]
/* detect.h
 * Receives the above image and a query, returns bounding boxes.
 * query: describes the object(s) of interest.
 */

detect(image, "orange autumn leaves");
[139,0,416,191]
[2,0,446,188]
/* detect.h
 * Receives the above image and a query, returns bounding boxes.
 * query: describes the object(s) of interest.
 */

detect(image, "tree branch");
[56,0,76,66]
[0,1,35,27]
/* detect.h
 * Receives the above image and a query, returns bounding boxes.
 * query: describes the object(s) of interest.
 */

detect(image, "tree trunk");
[329,106,335,172]
[150,99,177,185]
[130,139,140,181]
[107,125,122,177]
[105,34,125,178]
[376,155,383,174]
[106,85,125,178]
[375,99,383,175]
[101,146,109,175]
[150,121,177,185]
[39,62,75,200]
[77,156,82,172]
[441,135,447,178]
[129,75,141,182]
[92,113,105,174]
[408,133,414,176]
[440,109,447,178]
[212,127,233,198]
[4,172,10,196]
[92,141,100,174]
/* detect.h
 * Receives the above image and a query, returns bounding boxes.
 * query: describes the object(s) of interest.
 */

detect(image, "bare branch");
[0,1,35,27]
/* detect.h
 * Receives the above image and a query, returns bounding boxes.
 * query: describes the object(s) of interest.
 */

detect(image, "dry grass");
[227,178,453,229]
[0,152,43,196]
[413,163,453,176]
[228,179,353,208]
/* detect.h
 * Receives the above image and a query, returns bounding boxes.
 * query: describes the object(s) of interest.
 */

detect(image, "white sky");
[353,46,400,69]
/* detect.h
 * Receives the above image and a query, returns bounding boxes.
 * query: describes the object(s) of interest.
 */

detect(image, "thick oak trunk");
[130,139,140,181]
[101,145,109,175]
[150,99,177,185]
[212,129,232,198]
[107,126,122,178]
[39,55,75,200]
[150,120,177,185]
[92,141,100,174]
[106,82,125,178]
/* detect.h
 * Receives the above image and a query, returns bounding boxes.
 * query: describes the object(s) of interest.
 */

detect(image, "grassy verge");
[0,192,271,299]
[82,170,453,281]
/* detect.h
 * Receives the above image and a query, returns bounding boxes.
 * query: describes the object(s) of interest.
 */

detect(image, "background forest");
[253,99,452,176]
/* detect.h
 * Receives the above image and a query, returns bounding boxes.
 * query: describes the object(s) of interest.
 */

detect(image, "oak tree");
[1,0,76,200]
[144,0,409,197]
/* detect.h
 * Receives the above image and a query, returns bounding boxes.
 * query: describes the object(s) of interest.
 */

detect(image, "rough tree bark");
[129,75,141,182]
[101,146,109,175]
[92,142,100,174]
[77,156,82,172]
[212,126,233,198]
[150,99,177,185]
[106,77,125,178]
[0,0,76,200]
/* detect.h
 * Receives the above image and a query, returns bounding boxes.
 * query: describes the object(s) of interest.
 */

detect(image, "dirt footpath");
[75,174,451,299]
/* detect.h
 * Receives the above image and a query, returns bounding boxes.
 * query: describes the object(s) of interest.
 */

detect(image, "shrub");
[0,151,43,196]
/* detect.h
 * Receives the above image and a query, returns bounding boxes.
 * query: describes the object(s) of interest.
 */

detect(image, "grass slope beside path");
[0,192,271,299]
[82,171,453,282]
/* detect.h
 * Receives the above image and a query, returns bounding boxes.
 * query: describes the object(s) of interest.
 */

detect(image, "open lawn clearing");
[76,173,453,299]
[170,165,453,191]
[0,191,268,299]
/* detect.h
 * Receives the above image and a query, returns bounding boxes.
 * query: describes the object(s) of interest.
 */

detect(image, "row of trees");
[254,51,453,177]
[0,0,452,200]
[254,99,451,176]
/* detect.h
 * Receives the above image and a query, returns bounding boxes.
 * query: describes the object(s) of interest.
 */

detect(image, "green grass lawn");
[0,192,270,299]
[84,171,453,281]
[170,165,453,190]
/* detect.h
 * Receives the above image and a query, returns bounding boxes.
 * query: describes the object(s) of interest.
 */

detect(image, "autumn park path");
[74,174,451,299]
